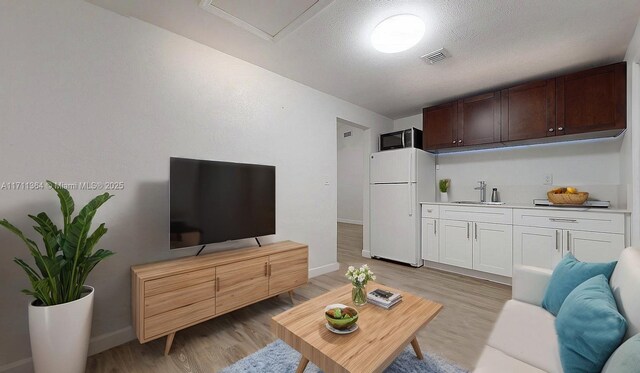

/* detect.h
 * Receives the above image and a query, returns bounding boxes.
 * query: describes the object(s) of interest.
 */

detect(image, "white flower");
[348,266,355,272]
[357,273,366,282]
[363,264,369,269]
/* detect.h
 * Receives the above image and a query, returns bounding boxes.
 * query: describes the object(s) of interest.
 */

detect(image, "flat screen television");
[170,157,275,249]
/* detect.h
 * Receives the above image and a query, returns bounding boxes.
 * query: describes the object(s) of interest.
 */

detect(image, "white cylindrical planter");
[440,192,449,202]
[28,286,94,373]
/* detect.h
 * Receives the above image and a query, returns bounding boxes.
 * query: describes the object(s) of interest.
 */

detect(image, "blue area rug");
[221,339,467,373]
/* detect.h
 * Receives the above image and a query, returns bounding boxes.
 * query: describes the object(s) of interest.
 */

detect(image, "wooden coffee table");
[271,282,443,373]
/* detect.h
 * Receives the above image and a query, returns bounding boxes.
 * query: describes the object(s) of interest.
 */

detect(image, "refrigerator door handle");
[408,151,413,216]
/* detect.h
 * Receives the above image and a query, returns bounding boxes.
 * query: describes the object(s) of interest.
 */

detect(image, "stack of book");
[367,288,402,309]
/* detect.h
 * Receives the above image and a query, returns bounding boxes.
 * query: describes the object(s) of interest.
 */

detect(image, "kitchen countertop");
[419,201,631,214]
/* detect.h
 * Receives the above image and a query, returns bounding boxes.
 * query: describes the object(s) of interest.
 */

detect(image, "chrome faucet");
[474,181,487,203]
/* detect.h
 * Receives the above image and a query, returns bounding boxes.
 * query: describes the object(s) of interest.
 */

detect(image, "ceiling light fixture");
[371,14,425,53]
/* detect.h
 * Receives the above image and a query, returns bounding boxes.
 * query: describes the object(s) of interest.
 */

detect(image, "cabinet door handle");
[268,264,272,277]
[475,223,478,241]
[557,127,564,131]
[549,218,577,223]
[548,128,555,132]
[458,139,462,144]
[467,222,470,239]
[434,220,437,235]
[452,140,457,144]
[264,263,268,276]
[555,230,560,252]
[566,231,571,253]
[216,277,220,292]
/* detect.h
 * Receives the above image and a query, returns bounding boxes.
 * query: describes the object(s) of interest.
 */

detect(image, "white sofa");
[474,247,640,373]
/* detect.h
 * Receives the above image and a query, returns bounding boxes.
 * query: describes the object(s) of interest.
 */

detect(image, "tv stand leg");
[164,332,175,356]
[288,290,295,304]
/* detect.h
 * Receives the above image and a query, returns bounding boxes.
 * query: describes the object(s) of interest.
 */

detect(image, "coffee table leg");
[410,337,424,360]
[296,356,309,373]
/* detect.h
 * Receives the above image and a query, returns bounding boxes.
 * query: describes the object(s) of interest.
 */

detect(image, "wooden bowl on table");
[547,191,589,205]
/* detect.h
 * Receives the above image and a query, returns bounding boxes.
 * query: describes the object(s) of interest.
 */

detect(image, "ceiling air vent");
[421,48,449,64]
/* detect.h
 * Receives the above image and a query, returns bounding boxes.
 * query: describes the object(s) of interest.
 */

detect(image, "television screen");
[170,157,275,249]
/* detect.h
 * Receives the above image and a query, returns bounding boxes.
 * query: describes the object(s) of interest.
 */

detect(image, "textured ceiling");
[87,0,640,119]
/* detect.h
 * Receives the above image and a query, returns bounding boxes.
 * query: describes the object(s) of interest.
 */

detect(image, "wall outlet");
[544,174,553,185]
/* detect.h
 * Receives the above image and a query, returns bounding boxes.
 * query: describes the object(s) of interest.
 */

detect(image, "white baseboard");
[308,262,340,278]
[0,326,136,373]
[337,218,363,225]
[0,357,32,373]
[361,250,371,258]
[88,326,136,355]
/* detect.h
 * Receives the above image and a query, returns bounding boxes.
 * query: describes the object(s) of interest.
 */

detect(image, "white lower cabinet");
[421,204,628,279]
[421,218,439,262]
[438,219,473,269]
[513,226,625,270]
[513,226,563,270]
[437,219,512,275]
[566,230,625,263]
[472,222,513,276]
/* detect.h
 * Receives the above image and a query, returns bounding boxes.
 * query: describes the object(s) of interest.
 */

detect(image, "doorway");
[337,119,366,260]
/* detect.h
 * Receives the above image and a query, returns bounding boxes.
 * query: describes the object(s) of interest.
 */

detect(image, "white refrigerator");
[370,148,435,266]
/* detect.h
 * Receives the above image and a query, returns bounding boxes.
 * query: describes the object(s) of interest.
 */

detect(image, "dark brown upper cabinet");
[557,62,626,135]
[501,79,556,142]
[422,61,626,152]
[423,102,458,150]
[458,92,501,146]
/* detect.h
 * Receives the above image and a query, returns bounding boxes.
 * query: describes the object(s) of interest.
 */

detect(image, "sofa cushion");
[542,253,616,315]
[487,300,562,373]
[556,274,627,373]
[474,346,546,373]
[602,334,640,373]
[610,247,640,340]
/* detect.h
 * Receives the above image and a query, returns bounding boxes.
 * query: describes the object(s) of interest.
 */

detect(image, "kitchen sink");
[451,201,506,205]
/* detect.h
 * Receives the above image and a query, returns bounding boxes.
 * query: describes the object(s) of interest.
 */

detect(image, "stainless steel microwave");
[379,128,423,151]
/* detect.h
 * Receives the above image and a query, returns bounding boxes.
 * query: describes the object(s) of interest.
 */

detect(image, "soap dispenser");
[491,188,499,203]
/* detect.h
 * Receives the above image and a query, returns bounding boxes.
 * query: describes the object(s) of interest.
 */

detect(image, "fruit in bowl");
[325,303,358,330]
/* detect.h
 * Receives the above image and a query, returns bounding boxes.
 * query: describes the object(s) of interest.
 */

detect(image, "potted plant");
[0,181,114,373]
[439,179,450,202]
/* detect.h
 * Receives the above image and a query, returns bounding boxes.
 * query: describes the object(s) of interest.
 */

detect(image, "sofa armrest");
[512,265,553,307]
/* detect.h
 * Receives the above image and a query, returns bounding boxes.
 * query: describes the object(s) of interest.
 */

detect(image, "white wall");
[394,107,626,208]
[393,113,422,131]
[624,19,640,245]
[337,122,364,224]
[0,1,393,371]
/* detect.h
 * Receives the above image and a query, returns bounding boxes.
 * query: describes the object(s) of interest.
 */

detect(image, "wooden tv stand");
[131,240,308,355]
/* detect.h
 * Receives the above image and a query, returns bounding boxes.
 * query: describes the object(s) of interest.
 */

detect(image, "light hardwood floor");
[87,223,511,372]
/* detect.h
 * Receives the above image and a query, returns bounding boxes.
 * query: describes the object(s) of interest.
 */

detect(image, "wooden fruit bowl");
[547,191,589,205]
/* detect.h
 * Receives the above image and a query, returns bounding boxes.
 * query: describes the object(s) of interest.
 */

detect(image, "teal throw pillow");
[542,253,616,315]
[556,274,627,373]
[602,334,640,373]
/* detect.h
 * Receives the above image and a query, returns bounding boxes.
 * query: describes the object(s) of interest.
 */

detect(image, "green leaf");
[29,213,60,257]
[63,192,112,302]
[46,180,74,229]
[83,224,107,257]
[62,193,112,261]
[0,219,42,259]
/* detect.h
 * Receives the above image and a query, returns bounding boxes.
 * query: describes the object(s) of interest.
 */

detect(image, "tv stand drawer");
[145,267,215,297]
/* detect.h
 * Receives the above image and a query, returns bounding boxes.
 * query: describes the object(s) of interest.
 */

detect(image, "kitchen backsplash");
[437,183,627,209]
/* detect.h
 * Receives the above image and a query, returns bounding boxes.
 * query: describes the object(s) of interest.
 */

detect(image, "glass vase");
[352,284,367,306]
